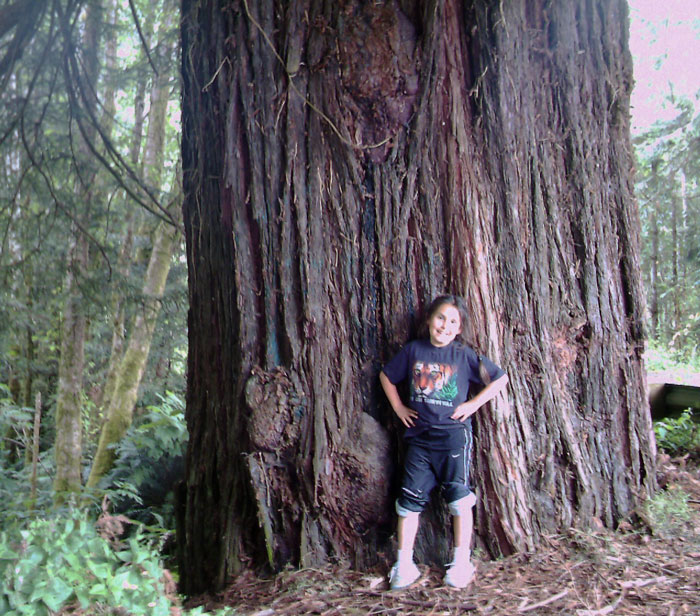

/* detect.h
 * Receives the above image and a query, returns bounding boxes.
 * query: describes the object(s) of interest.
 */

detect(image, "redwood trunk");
[179,0,655,594]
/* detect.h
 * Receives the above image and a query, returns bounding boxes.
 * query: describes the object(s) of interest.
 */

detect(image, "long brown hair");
[418,294,470,344]
[419,295,490,385]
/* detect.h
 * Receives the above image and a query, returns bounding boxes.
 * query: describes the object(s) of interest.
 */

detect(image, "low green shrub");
[0,383,33,465]
[654,409,700,455]
[642,485,694,538]
[0,509,173,615]
[0,385,56,530]
[99,392,187,534]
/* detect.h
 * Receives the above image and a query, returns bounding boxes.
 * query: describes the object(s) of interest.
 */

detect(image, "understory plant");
[642,485,694,539]
[99,391,187,537]
[654,409,700,456]
[0,509,173,615]
[0,385,55,529]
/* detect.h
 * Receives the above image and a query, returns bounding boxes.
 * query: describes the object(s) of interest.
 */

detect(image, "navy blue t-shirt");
[382,339,505,444]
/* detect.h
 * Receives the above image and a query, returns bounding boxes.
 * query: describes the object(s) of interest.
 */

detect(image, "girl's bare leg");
[397,512,420,550]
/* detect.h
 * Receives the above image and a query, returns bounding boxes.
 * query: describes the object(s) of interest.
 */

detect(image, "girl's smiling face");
[428,303,462,347]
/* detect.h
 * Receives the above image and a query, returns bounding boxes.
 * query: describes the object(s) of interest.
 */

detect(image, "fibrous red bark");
[178,0,654,595]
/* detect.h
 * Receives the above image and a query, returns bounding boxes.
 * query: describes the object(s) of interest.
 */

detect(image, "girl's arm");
[451,373,509,422]
[379,371,418,428]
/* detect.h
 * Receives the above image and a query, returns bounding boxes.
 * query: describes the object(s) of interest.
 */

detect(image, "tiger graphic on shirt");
[411,361,458,403]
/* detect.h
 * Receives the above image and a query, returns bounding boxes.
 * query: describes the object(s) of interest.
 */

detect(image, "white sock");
[397,547,414,564]
[452,545,470,564]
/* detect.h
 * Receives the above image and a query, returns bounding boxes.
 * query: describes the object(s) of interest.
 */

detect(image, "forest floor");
[186,454,700,616]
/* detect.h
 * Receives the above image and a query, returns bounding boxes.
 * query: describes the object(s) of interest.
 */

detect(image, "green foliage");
[0,451,56,532]
[100,392,187,532]
[0,510,172,615]
[635,96,700,359]
[645,341,700,375]
[642,486,694,538]
[116,390,185,457]
[0,383,33,455]
[0,385,229,616]
[646,344,700,456]
[0,386,54,527]
[654,409,700,455]
[118,391,187,462]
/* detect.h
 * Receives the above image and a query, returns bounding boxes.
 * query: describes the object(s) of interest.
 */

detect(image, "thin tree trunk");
[671,191,680,334]
[29,392,42,509]
[23,307,34,408]
[80,0,120,446]
[97,0,152,413]
[87,4,180,487]
[21,265,35,468]
[680,168,688,284]
[650,208,659,338]
[22,322,35,468]
[54,231,89,497]
[99,226,132,411]
[53,2,103,502]
[648,159,661,338]
[87,204,181,486]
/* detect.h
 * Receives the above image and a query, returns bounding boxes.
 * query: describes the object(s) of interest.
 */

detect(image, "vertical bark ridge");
[469,0,653,552]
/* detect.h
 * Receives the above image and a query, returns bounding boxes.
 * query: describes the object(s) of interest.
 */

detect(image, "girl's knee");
[395,499,423,518]
[447,492,477,516]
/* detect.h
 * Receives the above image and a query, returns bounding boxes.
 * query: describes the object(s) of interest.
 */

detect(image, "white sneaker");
[444,560,475,588]
[388,560,420,589]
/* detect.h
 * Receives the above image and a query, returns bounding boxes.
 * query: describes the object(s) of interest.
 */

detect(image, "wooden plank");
[665,385,700,411]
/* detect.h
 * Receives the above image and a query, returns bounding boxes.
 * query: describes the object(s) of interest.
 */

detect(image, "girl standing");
[380,294,508,589]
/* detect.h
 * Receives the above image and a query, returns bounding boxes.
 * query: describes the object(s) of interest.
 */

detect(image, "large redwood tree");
[177,0,655,594]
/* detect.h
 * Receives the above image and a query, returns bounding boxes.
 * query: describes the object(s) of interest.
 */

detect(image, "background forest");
[0,0,698,614]
[631,4,700,361]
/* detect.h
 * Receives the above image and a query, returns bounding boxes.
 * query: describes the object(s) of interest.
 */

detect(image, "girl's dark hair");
[419,294,469,344]
[421,294,491,385]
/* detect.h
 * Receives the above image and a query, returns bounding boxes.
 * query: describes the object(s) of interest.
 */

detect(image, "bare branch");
[0,0,48,94]
[19,108,113,279]
[128,0,159,76]
[54,0,178,226]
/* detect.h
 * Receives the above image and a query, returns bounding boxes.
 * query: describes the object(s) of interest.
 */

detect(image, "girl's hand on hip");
[451,400,479,422]
[394,404,418,428]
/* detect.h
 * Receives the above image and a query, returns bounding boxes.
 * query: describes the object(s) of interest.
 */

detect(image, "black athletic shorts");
[397,426,473,513]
